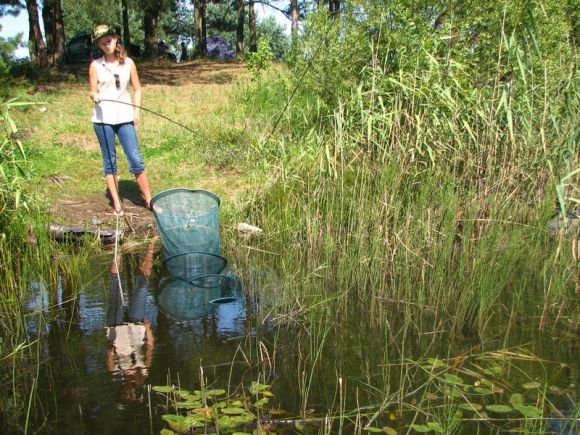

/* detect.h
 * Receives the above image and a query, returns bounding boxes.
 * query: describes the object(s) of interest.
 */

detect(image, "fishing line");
[99,99,209,143]
[268,15,338,138]
[97,98,245,162]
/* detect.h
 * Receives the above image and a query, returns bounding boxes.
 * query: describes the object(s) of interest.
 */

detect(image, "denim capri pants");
[93,122,146,175]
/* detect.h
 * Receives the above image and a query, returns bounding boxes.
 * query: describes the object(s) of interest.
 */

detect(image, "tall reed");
[227,2,578,430]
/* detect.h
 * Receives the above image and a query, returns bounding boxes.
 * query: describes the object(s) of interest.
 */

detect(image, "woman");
[89,24,152,215]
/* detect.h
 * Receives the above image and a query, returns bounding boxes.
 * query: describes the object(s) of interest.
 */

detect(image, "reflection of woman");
[105,240,155,401]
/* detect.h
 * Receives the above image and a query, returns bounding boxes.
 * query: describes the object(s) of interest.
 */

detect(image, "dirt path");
[40,59,250,239]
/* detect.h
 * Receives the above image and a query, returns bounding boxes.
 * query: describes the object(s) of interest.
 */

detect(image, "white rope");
[113,213,126,307]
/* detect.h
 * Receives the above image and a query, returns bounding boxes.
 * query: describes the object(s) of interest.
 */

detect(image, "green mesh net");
[151,188,228,282]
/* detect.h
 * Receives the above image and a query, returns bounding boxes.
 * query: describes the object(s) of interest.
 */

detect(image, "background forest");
[1,0,295,66]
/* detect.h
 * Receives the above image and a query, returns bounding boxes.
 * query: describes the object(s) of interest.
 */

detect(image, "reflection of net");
[157,276,233,320]
[189,274,232,288]
[163,252,227,282]
[151,189,236,315]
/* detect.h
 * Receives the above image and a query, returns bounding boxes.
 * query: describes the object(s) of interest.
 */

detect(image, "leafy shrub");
[247,38,273,80]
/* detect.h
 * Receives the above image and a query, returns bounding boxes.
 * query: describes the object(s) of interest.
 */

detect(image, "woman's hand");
[89,63,100,103]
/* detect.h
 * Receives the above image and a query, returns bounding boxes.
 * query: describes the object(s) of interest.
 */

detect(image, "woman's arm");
[89,62,100,103]
[129,59,142,121]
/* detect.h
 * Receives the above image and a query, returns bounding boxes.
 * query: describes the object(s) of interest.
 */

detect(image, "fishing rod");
[98,98,242,163]
[98,99,208,142]
[269,15,338,138]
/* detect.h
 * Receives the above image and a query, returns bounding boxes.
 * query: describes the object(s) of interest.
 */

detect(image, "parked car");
[158,40,177,61]
[64,31,100,63]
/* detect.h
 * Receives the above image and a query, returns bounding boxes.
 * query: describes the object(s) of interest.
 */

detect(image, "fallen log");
[48,223,123,245]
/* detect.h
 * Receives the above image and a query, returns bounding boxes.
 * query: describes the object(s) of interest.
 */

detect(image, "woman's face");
[97,35,117,55]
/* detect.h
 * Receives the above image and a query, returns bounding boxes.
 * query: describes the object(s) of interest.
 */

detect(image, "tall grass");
[0,98,98,432]
[226,2,579,431]
[232,0,578,326]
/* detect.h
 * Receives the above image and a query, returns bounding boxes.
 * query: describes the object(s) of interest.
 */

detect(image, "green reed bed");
[235,153,575,332]
[0,99,99,432]
[223,6,578,432]
[0,213,98,432]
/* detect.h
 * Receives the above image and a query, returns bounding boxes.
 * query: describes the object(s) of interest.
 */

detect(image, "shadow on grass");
[105,179,148,208]
[11,60,245,90]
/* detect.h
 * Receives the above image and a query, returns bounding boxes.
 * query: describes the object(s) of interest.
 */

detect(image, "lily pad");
[162,415,183,424]
[427,422,444,432]
[153,386,174,393]
[522,382,542,390]
[513,404,542,418]
[193,407,214,416]
[204,389,226,397]
[485,404,514,414]
[458,402,483,412]
[221,407,246,415]
[255,398,270,406]
[250,382,271,394]
[231,413,255,424]
[483,366,503,376]
[217,415,235,429]
[163,414,205,432]
[269,409,288,415]
[409,424,433,432]
[182,415,206,429]
[509,393,524,406]
[176,401,203,409]
[443,374,465,385]
[444,387,463,398]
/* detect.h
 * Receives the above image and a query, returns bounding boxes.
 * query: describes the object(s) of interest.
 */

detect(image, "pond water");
[18,244,580,434]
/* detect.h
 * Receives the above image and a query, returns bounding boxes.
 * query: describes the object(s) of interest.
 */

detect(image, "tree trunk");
[42,2,53,52]
[143,5,159,58]
[25,0,47,66]
[290,0,299,36]
[193,0,207,57]
[249,0,256,52]
[201,0,207,55]
[42,0,66,66]
[329,0,340,16]
[121,0,132,54]
[52,0,65,66]
[236,0,244,58]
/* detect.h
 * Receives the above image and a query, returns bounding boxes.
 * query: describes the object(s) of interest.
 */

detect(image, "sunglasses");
[114,74,120,89]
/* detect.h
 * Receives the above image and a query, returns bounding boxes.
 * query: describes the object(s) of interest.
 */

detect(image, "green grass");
[10,60,258,208]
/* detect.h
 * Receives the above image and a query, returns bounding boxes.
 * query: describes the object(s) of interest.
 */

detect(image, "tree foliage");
[0,0,23,17]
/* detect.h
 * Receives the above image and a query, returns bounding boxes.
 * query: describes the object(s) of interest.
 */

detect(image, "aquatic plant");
[153,381,276,434]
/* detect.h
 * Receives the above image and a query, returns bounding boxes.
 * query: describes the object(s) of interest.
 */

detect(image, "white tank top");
[91,56,136,125]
